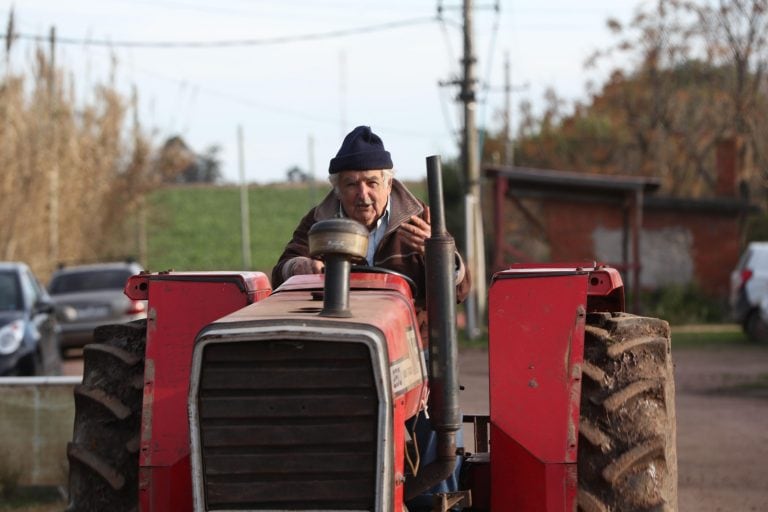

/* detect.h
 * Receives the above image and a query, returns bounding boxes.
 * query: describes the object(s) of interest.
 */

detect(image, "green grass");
[670,324,751,348]
[144,181,427,277]
[0,487,63,511]
[453,322,754,350]
[455,324,752,350]
[146,184,322,275]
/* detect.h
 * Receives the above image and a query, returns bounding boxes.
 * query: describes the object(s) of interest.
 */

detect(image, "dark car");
[48,261,146,354]
[0,262,61,376]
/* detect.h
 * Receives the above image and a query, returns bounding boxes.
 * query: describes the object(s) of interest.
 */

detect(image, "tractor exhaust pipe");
[405,155,461,500]
[308,219,369,318]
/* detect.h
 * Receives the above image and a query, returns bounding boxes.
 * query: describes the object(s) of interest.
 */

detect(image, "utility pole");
[238,125,252,269]
[503,51,513,167]
[4,7,13,70]
[500,52,528,167]
[49,26,59,269]
[439,0,498,338]
[461,0,485,339]
[131,86,147,267]
[339,51,347,137]
[308,134,316,205]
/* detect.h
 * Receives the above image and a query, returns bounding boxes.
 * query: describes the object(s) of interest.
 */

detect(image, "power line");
[122,61,448,140]
[0,16,437,48]
[477,3,502,125]
[109,0,263,17]
[108,0,430,20]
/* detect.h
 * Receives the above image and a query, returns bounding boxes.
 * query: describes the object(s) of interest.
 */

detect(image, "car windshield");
[49,270,133,294]
[0,271,22,311]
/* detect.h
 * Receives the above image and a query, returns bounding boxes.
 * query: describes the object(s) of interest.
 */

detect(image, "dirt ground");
[459,343,768,512]
[61,342,768,511]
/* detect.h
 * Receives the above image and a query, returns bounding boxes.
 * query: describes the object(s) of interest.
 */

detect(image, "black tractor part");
[66,320,146,512]
[578,312,678,512]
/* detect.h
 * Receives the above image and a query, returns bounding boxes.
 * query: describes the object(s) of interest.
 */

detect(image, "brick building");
[484,140,752,306]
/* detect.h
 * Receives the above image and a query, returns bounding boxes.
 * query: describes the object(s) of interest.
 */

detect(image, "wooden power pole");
[460,0,486,338]
[238,125,252,269]
[49,26,59,269]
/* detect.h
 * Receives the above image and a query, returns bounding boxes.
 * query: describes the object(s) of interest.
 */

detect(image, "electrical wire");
[436,8,462,149]
[478,2,502,157]
[0,16,437,48]
[438,12,458,67]
[109,0,427,21]
[109,0,262,17]
[123,62,444,141]
[1,9,453,142]
[438,84,461,149]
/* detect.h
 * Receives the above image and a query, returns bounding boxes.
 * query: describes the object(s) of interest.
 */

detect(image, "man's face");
[337,170,392,229]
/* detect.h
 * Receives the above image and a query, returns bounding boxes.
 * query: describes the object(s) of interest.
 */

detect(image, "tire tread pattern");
[578,312,678,512]
[66,320,146,512]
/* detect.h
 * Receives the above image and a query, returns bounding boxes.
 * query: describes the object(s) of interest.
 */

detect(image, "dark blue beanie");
[329,126,393,174]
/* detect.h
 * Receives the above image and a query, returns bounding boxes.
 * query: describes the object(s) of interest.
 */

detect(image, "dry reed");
[0,43,155,281]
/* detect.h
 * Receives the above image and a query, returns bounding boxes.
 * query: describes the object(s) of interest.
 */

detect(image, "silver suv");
[730,242,768,341]
[48,261,146,354]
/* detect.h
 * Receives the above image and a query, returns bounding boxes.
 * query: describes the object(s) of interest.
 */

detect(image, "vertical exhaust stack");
[406,155,461,500]
[308,219,369,317]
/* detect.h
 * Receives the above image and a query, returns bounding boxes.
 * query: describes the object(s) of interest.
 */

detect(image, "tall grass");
[0,42,152,280]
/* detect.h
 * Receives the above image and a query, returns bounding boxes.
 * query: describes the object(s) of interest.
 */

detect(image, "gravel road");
[63,342,768,510]
[458,343,768,511]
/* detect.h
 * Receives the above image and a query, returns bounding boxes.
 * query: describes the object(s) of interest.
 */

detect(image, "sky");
[3,0,647,184]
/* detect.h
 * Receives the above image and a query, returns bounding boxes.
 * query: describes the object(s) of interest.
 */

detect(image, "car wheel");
[743,310,768,343]
[18,350,42,376]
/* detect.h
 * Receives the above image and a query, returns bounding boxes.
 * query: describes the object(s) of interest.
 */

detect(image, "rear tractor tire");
[66,320,146,512]
[578,312,678,512]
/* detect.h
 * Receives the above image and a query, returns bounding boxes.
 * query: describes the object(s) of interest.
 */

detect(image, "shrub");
[638,284,726,325]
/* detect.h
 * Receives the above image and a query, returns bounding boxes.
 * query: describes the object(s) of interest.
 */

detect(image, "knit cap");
[329,126,393,174]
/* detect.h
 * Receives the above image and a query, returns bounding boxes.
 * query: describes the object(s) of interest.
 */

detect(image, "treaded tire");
[18,350,41,376]
[66,320,146,512]
[578,312,678,512]
[743,309,768,343]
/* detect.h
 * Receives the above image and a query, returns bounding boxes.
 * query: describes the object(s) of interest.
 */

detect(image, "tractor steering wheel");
[351,265,419,298]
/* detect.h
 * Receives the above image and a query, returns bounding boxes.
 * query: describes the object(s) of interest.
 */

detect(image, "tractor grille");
[197,339,379,510]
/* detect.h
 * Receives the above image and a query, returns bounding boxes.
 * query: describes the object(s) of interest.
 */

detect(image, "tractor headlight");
[0,320,25,355]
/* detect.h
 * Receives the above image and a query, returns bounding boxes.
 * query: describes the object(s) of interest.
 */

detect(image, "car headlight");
[0,319,24,355]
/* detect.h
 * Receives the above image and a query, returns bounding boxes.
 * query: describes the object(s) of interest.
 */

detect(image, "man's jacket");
[271,179,471,305]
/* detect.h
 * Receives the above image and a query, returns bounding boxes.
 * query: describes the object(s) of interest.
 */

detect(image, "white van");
[730,241,768,341]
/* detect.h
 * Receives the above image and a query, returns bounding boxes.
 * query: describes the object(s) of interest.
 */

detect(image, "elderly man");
[272,125,470,511]
[271,125,470,305]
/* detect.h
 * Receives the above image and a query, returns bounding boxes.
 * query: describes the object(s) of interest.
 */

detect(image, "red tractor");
[66,156,677,511]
